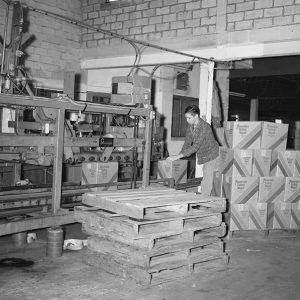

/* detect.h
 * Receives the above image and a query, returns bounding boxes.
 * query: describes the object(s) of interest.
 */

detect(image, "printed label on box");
[273,203,292,229]
[252,149,271,177]
[249,203,268,229]
[270,150,296,177]
[258,177,285,203]
[224,176,258,205]
[157,160,187,184]
[261,122,288,151]
[224,121,262,149]
[218,147,253,177]
[230,204,249,231]
[291,203,300,229]
[283,177,300,203]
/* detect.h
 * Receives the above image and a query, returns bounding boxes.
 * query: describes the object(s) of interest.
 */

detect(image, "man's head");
[184,105,200,126]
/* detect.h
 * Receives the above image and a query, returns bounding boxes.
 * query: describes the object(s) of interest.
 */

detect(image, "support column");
[196,61,215,180]
[142,110,153,188]
[250,98,259,121]
[52,107,65,214]
[215,69,230,122]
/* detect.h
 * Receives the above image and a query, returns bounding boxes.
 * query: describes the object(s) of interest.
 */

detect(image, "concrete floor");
[0,224,299,300]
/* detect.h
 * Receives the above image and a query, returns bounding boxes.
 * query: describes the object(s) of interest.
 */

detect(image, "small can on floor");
[46,226,64,258]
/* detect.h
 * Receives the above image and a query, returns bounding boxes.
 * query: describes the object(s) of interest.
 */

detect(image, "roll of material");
[46,227,64,258]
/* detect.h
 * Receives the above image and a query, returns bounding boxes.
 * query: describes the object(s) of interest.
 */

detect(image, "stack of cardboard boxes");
[212,121,300,232]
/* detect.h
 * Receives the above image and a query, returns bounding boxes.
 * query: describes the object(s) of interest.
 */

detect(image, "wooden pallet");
[228,229,300,239]
[82,189,226,220]
[74,206,222,238]
[83,248,228,287]
[82,222,227,251]
[87,236,224,269]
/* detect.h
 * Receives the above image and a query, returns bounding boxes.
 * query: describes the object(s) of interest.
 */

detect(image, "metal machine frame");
[0,93,154,235]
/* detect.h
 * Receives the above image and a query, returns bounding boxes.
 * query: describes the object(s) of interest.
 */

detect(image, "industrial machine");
[0,1,166,236]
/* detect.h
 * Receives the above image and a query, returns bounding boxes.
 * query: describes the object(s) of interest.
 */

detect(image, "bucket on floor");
[11,232,27,246]
[46,226,64,258]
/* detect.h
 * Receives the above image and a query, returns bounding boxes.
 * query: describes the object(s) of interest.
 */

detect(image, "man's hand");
[166,154,183,162]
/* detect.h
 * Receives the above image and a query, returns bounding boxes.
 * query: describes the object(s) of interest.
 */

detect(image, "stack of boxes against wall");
[212,121,300,232]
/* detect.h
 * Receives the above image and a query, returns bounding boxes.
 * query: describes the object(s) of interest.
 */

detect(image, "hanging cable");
[127,42,140,77]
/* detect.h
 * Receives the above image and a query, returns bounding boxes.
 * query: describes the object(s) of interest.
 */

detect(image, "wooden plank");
[83,193,146,219]
[84,189,184,200]
[229,229,300,239]
[0,211,75,236]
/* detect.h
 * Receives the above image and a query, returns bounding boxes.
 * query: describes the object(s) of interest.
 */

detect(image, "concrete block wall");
[0,0,82,89]
[81,0,300,52]
[81,0,218,48]
[227,0,300,31]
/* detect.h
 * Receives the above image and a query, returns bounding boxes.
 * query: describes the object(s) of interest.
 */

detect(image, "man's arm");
[180,125,206,157]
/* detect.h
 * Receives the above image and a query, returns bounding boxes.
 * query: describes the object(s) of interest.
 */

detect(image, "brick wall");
[227,0,300,31]
[81,0,218,48]
[0,0,82,88]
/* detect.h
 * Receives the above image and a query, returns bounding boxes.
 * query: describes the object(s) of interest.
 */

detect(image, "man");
[167,105,219,195]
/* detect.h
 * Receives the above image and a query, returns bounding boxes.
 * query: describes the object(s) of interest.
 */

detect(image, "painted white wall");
[153,64,201,156]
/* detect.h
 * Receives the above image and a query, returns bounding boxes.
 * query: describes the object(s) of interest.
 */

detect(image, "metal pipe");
[21,3,214,63]
[0,2,10,94]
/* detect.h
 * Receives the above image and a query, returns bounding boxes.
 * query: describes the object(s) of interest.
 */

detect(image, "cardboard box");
[261,122,288,151]
[230,204,249,231]
[211,171,224,197]
[223,176,259,205]
[111,75,151,105]
[81,162,118,191]
[157,160,187,185]
[218,147,253,177]
[258,177,285,204]
[252,149,272,177]
[63,164,82,183]
[290,203,300,229]
[273,202,292,229]
[249,203,268,230]
[224,121,262,149]
[292,150,300,177]
[270,150,296,177]
[283,177,300,203]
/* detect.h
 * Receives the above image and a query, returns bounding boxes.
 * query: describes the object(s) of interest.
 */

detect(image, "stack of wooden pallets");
[74,188,228,286]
